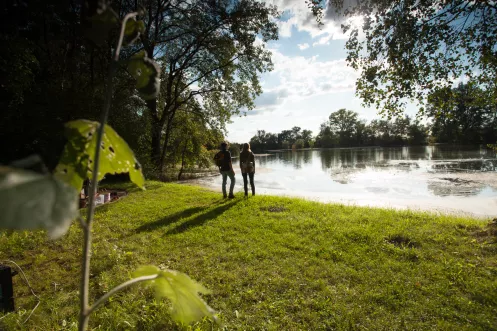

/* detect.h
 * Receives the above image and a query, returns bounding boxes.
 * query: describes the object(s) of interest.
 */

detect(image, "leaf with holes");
[127,50,160,100]
[54,126,90,191]
[123,18,145,46]
[0,167,79,239]
[55,120,145,190]
[132,266,217,325]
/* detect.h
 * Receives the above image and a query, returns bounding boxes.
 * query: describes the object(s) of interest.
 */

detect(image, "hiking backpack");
[214,151,225,167]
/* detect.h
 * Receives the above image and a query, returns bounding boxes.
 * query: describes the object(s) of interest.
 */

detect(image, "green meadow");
[1,182,496,330]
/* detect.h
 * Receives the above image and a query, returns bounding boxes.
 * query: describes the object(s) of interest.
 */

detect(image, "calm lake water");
[197,146,497,217]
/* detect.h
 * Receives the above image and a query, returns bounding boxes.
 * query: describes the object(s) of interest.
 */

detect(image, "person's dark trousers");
[242,172,255,196]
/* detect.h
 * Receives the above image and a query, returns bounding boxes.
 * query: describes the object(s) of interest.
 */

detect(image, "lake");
[196,146,497,217]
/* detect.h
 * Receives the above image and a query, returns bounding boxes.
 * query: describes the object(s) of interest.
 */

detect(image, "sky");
[225,0,419,143]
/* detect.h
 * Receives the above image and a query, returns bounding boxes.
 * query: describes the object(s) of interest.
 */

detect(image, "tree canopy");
[312,0,497,116]
[0,0,279,180]
[120,0,279,171]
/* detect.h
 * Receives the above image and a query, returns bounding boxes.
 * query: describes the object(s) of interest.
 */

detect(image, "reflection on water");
[258,146,497,175]
[199,145,497,216]
[256,146,496,197]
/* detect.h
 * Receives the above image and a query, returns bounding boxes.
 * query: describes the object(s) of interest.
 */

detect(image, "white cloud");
[269,48,358,98]
[242,49,358,120]
[312,35,333,47]
[264,0,349,41]
[297,43,309,50]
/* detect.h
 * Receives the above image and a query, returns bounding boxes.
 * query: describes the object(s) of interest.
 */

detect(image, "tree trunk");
[177,140,188,181]
[147,99,162,167]
[159,119,173,173]
[159,107,178,172]
[151,121,162,166]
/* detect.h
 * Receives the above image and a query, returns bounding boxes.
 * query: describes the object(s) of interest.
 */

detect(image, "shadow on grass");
[135,206,210,233]
[166,199,241,235]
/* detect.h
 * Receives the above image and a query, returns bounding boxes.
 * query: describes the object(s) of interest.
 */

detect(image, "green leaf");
[85,6,119,45]
[127,50,161,100]
[0,167,79,239]
[132,266,216,325]
[55,120,145,190]
[132,265,161,277]
[123,18,145,46]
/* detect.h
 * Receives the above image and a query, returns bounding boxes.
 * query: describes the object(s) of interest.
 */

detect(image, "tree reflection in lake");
[199,145,496,216]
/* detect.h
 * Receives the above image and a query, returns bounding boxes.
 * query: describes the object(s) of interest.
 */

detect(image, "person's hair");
[220,141,228,149]
[242,143,251,153]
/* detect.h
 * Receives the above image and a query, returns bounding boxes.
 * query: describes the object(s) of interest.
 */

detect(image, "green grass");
[1,181,496,330]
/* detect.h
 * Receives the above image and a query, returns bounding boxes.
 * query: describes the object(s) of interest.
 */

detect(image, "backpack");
[214,151,225,167]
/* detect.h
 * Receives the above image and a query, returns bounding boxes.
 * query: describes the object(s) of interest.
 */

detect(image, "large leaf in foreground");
[55,120,145,190]
[127,50,161,100]
[132,266,216,325]
[123,18,145,46]
[0,167,78,239]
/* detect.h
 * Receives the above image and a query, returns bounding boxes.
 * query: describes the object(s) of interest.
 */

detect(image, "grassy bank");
[1,182,496,330]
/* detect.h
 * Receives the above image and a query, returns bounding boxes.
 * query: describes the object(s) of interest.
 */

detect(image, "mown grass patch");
[1,181,496,330]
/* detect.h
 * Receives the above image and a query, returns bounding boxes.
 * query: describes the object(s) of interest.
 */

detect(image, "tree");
[316,122,338,148]
[278,129,295,148]
[426,82,497,144]
[1,7,216,329]
[392,116,411,145]
[328,108,359,146]
[168,108,223,180]
[300,129,313,147]
[119,0,278,171]
[312,1,497,116]
[0,0,118,168]
[369,119,393,146]
[408,120,429,145]
[265,133,279,150]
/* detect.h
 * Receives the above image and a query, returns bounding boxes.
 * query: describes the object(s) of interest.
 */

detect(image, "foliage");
[328,108,359,146]
[426,82,497,144]
[0,167,78,239]
[0,4,216,329]
[317,109,429,148]
[249,127,314,152]
[0,0,134,169]
[167,110,223,180]
[313,0,497,116]
[0,0,277,178]
[116,0,279,171]
[127,51,160,101]
[54,120,145,191]
[132,266,216,325]
[1,182,496,329]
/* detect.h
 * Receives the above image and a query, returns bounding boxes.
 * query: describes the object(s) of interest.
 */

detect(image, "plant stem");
[86,275,159,315]
[78,12,138,331]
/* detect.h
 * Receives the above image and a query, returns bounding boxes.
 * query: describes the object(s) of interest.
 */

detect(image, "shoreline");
[181,180,496,220]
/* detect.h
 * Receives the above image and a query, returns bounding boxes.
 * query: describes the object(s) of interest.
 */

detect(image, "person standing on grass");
[240,143,255,197]
[214,142,236,199]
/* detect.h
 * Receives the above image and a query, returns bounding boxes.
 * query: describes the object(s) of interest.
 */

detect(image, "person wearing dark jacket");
[214,142,236,198]
[239,143,255,196]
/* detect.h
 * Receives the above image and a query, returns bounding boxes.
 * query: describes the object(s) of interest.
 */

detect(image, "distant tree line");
[248,127,314,152]
[315,109,429,148]
[426,83,497,145]
[247,83,497,152]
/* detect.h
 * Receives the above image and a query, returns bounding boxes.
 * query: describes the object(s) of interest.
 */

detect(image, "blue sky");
[225,0,419,143]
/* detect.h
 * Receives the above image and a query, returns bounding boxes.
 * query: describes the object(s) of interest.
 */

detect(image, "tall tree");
[119,0,278,171]
[328,108,359,146]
